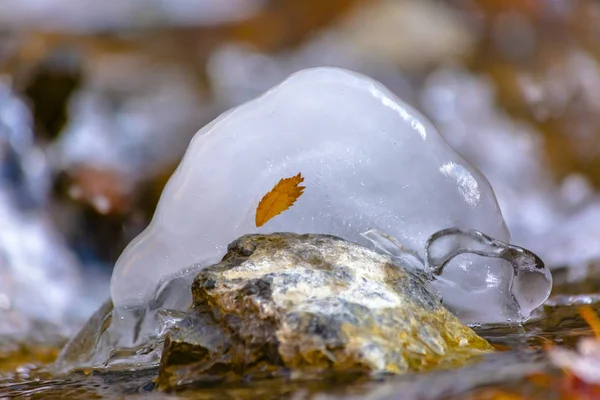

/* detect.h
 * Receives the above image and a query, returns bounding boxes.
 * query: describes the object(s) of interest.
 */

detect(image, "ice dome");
[110,67,548,324]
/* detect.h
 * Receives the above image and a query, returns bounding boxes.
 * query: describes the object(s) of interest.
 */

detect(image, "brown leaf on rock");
[255,173,305,227]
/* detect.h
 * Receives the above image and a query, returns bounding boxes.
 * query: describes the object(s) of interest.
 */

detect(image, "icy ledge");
[111,67,551,331]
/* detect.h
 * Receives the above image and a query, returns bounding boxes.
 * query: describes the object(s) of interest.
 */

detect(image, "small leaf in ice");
[255,173,305,227]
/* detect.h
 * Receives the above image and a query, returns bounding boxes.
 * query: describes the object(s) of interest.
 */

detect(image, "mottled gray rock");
[158,233,492,389]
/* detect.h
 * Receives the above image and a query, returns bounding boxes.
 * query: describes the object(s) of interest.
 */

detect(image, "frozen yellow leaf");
[255,173,305,227]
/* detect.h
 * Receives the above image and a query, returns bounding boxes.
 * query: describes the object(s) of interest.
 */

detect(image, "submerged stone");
[157,233,492,389]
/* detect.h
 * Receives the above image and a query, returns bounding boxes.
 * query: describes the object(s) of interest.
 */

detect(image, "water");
[0,284,597,399]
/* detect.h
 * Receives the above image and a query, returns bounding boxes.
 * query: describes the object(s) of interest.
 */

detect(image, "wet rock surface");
[157,233,492,389]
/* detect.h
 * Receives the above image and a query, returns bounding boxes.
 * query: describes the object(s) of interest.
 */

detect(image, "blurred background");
[1,0,600,337]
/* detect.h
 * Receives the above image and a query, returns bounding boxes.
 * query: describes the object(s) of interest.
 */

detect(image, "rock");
[157,233,492,389]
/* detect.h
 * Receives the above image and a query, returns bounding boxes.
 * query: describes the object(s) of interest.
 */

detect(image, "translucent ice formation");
[111,67,550,326]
